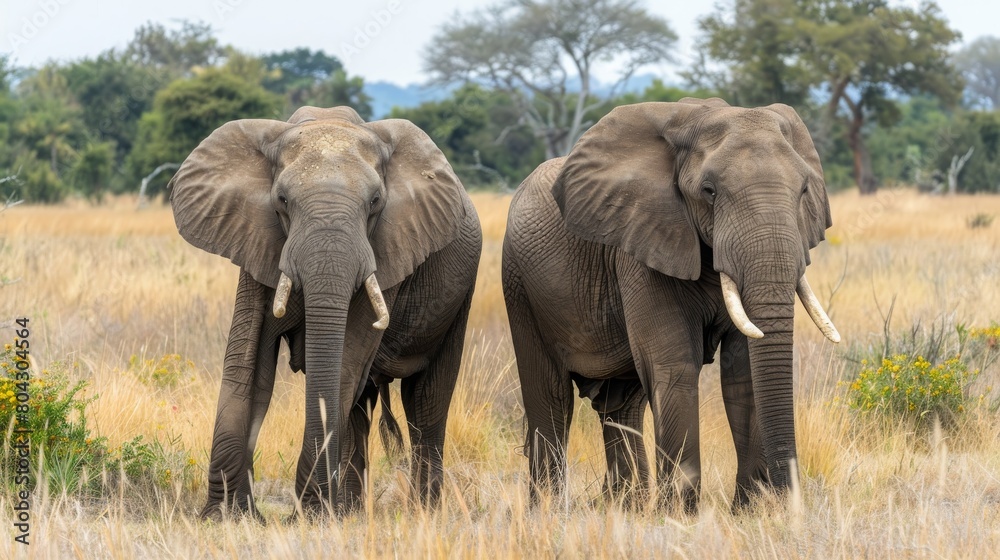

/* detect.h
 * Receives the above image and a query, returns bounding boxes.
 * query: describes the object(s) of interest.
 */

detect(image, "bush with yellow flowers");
[0,344,108,493]
[127,353,198,390]
[846,353,979,425]
[1,345,201,495]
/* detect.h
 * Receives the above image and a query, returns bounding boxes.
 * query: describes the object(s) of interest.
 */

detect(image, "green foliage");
[954,36,1000,110]
[391,84,543,189]
[127,353,197,390]
[845,354,979,425]
[126,67,281,195]
[61,53,165,167]
[0,346,107,493]
[70,141,115,200]
[305,70,373,121]
[262,48,343,101]
[122,20,223,77]
[935,111,1000,193]
[842,320,998,427]
[105,434,199,490]
[694,0,962,192]
[0,345,201,496]
[967,213,994,229]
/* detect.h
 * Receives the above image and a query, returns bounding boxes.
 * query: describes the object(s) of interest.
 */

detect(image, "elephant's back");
[504,157,570,274]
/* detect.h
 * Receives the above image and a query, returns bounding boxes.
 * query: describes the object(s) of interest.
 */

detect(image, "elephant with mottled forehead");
[170,106,481,519]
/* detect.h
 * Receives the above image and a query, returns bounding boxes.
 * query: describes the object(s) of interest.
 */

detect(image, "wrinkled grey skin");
[170,106,482,520]
[502,98,833,513]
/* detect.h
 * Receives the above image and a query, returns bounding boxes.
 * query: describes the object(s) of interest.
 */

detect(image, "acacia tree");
[954,36,1000,110]
[697,0,961,194]
[425,0,676,159]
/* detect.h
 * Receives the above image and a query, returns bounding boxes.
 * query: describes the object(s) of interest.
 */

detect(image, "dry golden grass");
[0,189,999,558]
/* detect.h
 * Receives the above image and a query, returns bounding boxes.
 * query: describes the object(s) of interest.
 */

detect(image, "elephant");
[169,106,482,519]
[501,98,840,513]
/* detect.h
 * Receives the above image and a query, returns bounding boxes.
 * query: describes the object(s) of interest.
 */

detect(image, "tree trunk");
[847,105,877,195]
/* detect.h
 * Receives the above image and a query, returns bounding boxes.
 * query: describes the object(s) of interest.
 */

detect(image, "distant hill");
[364,73,662,118]
[364,82,455,118]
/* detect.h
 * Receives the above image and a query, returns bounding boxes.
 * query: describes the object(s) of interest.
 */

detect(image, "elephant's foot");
[656,485,699,516]
[200,497,266,524]
[602,480,650,511]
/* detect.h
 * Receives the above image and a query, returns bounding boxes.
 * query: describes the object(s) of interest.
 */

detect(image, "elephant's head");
[552,99,839,491]
[169,106,466,504]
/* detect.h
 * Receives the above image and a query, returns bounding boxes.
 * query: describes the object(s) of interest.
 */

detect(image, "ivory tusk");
[720,273,764,339]
[365,274,390,330]
[796,276,841,343]
[273,273,292,318]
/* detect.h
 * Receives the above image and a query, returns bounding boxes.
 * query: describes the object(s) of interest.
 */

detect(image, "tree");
[390,83,544,188]
[954,36,1000,110]
[15,65,85,179]
[123,20,224,78]
[695,0,962,194]
[70,141,115,201]
[126,68,281,195]
[61,53,165,166]
[304,70,373,120]
[933,111,1000,193]
[262,48,343,104]
[425,0,677,159]
[692,0,813,107]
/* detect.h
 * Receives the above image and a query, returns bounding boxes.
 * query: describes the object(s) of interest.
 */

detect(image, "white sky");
[1,0,997,86]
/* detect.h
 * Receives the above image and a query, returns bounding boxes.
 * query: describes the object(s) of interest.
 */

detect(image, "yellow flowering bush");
[846,353,979,424]
[0,344,107,492]
[127,353,197,390]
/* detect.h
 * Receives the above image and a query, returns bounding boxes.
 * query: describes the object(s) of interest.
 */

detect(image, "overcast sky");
[2,0,997,86]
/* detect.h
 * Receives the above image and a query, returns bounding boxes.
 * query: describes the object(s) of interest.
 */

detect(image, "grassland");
[0,188,998,558]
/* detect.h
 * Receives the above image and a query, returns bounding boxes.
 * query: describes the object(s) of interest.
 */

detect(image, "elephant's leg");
[594,377,649,508]
[720,331,767,512]
[644,364,701,514]
[202,270,270,520]
[339,376,379,513]
[509,312,573,504]
[621,269,704,514]
[399,291,473,508]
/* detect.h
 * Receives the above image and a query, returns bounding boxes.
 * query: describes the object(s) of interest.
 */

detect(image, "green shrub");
[0,345,107,493]
[127,353,197,390]
[1,345,201,495]
[845,354,979,424]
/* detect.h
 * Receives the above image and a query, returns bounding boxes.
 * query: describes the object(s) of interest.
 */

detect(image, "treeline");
[2,1,1000,203]
[0,22,372,202]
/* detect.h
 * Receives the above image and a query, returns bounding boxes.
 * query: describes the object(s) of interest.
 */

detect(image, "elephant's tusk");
[720,273,764,339]
[273,273,292,318]
[796,276,841,343]
[365,274,390,330]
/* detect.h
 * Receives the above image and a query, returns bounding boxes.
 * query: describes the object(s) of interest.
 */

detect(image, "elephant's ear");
[764,103,833,264]
[287,105,365,125]
[365,119,467,289]
[552,102,705,280]
[169,119,293,288]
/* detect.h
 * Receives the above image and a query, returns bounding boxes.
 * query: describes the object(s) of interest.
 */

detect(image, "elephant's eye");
[370,195,380,207]
[278,195,288,206]
[702,183,717,203]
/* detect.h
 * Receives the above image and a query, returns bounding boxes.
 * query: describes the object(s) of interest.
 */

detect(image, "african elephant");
[169,106,482,519]
[502,98,839,513]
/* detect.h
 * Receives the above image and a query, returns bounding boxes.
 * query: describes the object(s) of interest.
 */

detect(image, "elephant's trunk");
[294,238,374,510]
[745,293,797,490]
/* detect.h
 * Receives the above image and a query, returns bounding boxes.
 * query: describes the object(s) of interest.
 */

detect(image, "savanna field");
[0,189,999,558]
